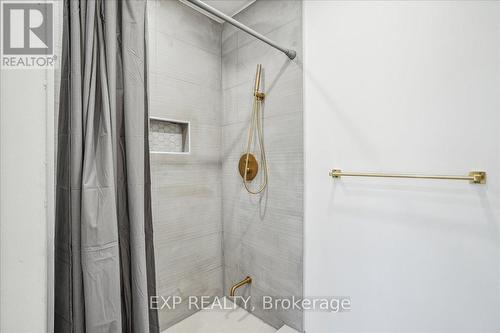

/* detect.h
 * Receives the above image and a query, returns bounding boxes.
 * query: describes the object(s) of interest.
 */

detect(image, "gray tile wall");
[147,0,223,329]
[148,0,303,331]
[221,1,304,331]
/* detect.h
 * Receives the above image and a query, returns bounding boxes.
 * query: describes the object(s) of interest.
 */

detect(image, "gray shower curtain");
[54,0,159,332]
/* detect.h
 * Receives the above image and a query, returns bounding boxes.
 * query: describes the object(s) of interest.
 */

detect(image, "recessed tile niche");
[149,117,190,154]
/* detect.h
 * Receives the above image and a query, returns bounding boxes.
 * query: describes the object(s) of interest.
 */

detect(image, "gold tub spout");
[230,276,252,297]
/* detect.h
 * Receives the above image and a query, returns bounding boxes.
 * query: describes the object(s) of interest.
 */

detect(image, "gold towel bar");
[329,169,486,184]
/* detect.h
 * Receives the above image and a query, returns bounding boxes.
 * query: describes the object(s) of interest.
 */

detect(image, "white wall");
[0,67,53,333]
[304,1,500,332]
[0,1,60,330]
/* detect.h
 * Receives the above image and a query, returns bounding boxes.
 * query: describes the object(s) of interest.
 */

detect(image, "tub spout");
[230,276,252,297]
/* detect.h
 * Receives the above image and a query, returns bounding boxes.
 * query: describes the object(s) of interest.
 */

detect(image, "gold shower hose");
[243,64,268,194]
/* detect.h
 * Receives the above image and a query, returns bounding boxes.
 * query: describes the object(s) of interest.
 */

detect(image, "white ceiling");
[180,0,256,23]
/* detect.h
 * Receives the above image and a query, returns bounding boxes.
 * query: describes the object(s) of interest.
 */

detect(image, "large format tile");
[222,19,303,90]
[222,23,238,56]
[156,0,222,56]
[221,112,303,161]
[236,20,303,89]
[234,0,301,48]
[153,31,221,89]
[150,73,221,126]
[222,67,302,126]
[149,0,303,332]
[149,1,223,331]
[222,48,239,90]
[155,232,223,287]
[220,2,303,331]
[157,266,224,329]
[222,168,303,217]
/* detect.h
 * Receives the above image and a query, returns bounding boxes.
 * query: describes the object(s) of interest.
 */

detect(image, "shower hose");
[243,90,269,194]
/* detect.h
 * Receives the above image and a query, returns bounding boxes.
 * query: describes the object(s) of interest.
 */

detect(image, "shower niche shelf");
[149,117,190,154]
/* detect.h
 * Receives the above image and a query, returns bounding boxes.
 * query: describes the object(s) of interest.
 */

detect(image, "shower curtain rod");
[183,0,297,60]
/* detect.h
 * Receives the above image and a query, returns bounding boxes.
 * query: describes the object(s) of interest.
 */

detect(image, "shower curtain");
[54,0,159,332]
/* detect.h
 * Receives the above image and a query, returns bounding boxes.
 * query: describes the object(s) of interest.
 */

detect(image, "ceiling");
[180,0,256,23]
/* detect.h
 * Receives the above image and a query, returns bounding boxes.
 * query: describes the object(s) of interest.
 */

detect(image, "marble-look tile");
[221,20,238,56]
[154,231,223,324]
[224,266,302,330]
[222,84,241,125]
[222,151,303,220]
[220,2,303,331]
[153,181,221,229]
[149,119,185,153]
[262,67,303,119]
[222,22,238,46]
[149,0,303,331]
[147,0,158,73]
[222,20,303,90]
[149,1,223,330]
[189,123,222,161]
[150,73,221,126]
[156,0,222,56]
[236,20,303,89]
[155,232,222,285]
[222,67,303,126]
[157,266,224,329]
[151,159,220,189]
[222,209,303,268]
[151,123,222,165]
[222,27,238,56]
[153,31,221,89]
[222,48,239,90]
[233,0,301,48]
[221,119,252,160]
[222,112,303,160]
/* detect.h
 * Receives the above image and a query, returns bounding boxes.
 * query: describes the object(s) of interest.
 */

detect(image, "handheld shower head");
[239,64,268,195]
[254,64,264,100]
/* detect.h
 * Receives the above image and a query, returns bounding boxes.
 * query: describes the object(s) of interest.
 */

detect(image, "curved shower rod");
[183,0,297,60]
